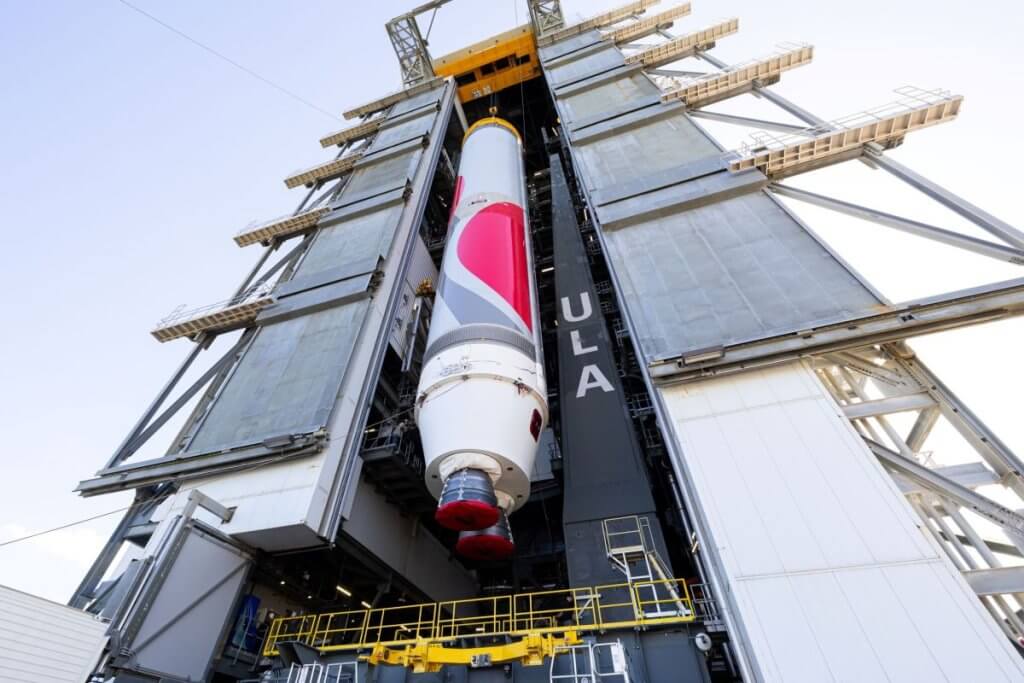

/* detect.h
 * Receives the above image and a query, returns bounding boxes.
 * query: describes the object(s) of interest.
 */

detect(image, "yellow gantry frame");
[367,632,582,673]
[263,578,696,667]
[432,24,541,103]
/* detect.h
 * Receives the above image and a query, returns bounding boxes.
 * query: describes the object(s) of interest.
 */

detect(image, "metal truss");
[815,345,1024,643]
[384,1,455,88]
[528,0,565,36]
[386,15,434,88]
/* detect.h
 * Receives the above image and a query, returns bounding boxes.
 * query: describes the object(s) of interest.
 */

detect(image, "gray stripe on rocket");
[437,270,520,331]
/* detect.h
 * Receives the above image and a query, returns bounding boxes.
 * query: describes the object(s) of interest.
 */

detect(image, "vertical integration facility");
[59,2,1024,681]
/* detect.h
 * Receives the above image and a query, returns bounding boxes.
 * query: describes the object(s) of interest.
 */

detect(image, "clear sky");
[1,0,1022,603]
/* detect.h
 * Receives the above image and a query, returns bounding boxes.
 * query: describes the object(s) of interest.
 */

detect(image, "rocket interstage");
[415,117,548,559]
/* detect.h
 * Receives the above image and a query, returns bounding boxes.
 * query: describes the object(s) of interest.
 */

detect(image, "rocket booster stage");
[416,118,548,561]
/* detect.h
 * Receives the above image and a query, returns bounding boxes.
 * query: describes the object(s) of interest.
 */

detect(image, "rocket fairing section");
[416,117,547,560]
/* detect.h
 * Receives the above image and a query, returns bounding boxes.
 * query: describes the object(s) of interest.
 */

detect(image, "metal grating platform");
[151,285,274,342]
[660,44,813,107]
[233,207,330,247]
[605,2,691,43]
[538,0,659,47]
[319,118,384,148]
[284,151,364,189]
[727,88,963,177]
[624,18,738,67]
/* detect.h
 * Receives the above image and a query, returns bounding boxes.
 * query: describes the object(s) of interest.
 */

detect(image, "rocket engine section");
[416,118,547,561]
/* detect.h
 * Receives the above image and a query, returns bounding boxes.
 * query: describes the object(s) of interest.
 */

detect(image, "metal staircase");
[602,516,690,619]
[549,640,631,683]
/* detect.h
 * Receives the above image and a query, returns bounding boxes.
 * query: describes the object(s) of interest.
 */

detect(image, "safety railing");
[602,515,656,557]
[263,579,696,657]
[151,281,275,342]
[724,86,963,177]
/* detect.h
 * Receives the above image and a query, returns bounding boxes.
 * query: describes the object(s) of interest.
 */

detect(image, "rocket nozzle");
[456,510,515,561]
[435,468,500,531]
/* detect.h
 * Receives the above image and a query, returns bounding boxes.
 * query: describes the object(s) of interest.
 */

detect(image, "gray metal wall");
[541,31,880,363]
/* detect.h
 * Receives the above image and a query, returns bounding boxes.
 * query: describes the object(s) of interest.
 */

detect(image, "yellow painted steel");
[464,116,521,144]
[432,24,541,103]
[263,578,696,660]
[366,632,582,673]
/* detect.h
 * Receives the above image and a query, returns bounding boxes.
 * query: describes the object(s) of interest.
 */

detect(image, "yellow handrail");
[262,578,696,657]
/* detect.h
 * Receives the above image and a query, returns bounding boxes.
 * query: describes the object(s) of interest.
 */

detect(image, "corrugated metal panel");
[537,30,604,63]
[574,114,720,191]
[560,73,656,121]
[184,300,369,455]
[546,45,624,87]
[294,203,403,282]
[342,149,422,201]
[366,112,433,153]
[0,585,107,683]
[660,363,1024,681]
[602,194,880,359]
[545,34,882,361]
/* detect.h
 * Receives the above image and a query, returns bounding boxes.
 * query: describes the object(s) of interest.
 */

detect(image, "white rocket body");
[416,119,547,533]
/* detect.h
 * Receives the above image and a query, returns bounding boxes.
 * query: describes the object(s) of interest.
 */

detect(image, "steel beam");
[890,350,1024,501]
[606,3,691,43]
[385,2,453,87]
[688,110,809,135]
[626,19,738,68]
[841,391,935,419]
[699,47,1024,251]
[772,184,1024,265]
[650,277,1024,382]
[894,462,1000,494]
[963,567,1024,596]
[698,50,828,127]
[868,440,1024,540]
[528,0,565,36]
[648,67,708,78]
[537,0,659,48]
[906,405,941,451]
[68,491,165,608]
[864,148,1024,251]
[105,342,207,470]
[76,437,322,497]
[114,334,254,463]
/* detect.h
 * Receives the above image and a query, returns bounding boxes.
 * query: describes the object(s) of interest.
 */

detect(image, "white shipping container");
[0,584,107,683]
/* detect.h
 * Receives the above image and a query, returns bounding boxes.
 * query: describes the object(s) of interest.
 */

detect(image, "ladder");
[285,662,359,683]
[601,516,690,619]
[549,640,631,683]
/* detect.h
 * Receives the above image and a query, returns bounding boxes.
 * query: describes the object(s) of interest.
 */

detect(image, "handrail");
[263,578,696,657]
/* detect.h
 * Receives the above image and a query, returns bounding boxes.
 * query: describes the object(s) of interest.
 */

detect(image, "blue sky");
[1,0,1023,602]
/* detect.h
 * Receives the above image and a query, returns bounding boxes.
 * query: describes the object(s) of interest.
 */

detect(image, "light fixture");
[307,595,313,600]
[336,585,352,597]
[541,266,554,273]
[279,580,286,585]
[361,601,372,609]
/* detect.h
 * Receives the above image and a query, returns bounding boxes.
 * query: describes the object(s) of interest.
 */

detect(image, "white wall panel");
[661,361,1024,681]
[0,585,107,683]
